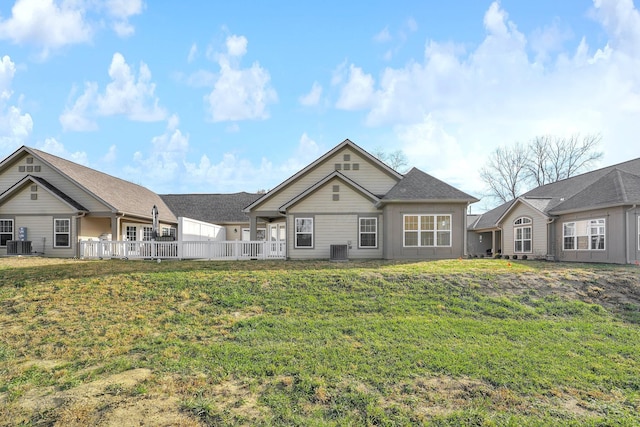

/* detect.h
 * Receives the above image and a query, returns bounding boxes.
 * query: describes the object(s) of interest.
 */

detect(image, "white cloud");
[0,0,144,57]
[335,64,375,110]
[406,17,418,33]
[205,34,277,122]
[60,53,167,131]
[0,55,32,152]
[327,0,640,200]
[105,0,143,37]
[187,43,198,63]
[0,0,92,57]
[59,82,99,131]
[122,128,322,193]
[374,27,391,43]
[226,35,248,57]
[37,137,88,165]
[299,82,322,106]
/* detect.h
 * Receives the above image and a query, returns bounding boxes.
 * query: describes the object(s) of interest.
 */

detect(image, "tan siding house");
[245,139,478,260]
[0,146,177,257]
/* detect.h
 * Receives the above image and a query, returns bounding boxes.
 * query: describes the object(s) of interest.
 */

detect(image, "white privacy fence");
[79,240,286,260]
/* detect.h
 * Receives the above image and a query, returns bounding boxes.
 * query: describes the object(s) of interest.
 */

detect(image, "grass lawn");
[1,257,639,426]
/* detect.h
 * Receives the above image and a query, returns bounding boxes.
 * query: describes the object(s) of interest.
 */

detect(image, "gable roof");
[469,157,640,230]
[380,167,479,203]
[244,139,403,212]
[0,146,177,223]
[279,171,380,211]
[0,175,88,211]
[549,169,640,214]
[161,192,262,224]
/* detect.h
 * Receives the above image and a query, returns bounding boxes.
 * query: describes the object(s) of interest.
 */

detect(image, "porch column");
[491,230,496,255]
[249,214,258,240]
[111,214,118,240]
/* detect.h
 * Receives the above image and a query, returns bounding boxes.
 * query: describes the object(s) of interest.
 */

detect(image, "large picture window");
[563,218,605,251]
[403,214,451,247]
[295,217,313,248]
[0,219,14,247]
[514,217,532,253]
[54,218,70,248]
[359,217,377,248]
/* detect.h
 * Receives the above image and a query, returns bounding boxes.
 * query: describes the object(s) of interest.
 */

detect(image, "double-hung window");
[403,214,451,247]
[0,219,14,247]
[563,218,605,250]
[54,218,70,248]
[295,218,313,248]
[514,217,532,253]
[359,217,377,248]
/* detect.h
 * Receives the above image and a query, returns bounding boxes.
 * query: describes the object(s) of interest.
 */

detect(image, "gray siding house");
[468,158,640,264]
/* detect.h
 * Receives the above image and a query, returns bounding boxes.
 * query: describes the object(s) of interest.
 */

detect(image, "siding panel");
[257,148,398,211]
[500,202,548,258]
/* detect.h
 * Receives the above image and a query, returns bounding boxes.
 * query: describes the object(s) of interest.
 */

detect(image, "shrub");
[522,255,528,260]
[504,255,509,260]
[512,255,518,260]
[494,254,502,259]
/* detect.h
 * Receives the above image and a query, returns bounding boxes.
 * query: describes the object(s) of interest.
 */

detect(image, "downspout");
[116,212,125,240]
[626,204,637,264]
[463,203,469,257]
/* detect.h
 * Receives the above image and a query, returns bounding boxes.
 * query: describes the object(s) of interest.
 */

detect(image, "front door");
[268,223,286,258]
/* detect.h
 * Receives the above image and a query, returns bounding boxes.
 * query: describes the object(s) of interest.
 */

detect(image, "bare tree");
[480,143,529,204]
[373,147,409,172]
[481,133,603,206]
[525,134,603,186]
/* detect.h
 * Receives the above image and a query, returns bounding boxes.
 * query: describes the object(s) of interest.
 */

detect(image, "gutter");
[626,204,637,264]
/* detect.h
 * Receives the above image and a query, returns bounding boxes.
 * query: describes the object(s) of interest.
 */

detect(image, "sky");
[1,0,640,211]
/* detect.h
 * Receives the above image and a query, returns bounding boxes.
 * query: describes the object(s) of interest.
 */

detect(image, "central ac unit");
[330,244,348,261]
[6,240,32,255]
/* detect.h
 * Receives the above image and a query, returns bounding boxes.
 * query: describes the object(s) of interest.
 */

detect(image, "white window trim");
[241,227,267,241]
[513,217,532,254]
[562,218,606,251]
[53,218,71,248]
[402,214,452,248]
[359,217,378,249]
[0,218,14,247]
[143,226,154,241]
[294,217,314,248]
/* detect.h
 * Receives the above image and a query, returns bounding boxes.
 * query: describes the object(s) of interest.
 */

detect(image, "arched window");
[514,217,532,253]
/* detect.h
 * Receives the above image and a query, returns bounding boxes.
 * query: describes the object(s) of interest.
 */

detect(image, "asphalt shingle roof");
[550,169,640,213]
[382,167,479,202]
[469,157,640,229]
[29,147,177,222]
[161,192,263,224]
[30,176,88,211]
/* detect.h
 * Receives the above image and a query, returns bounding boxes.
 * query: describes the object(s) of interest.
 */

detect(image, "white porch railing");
[79,240,286,260]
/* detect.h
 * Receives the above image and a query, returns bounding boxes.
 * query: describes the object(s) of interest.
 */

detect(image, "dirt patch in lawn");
[7,368,200,427]
[459,268,640,315]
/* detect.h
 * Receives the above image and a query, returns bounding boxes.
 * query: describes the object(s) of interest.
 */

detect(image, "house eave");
[377,198,477,207]
[549,201,640,216]
[244,139,402,212]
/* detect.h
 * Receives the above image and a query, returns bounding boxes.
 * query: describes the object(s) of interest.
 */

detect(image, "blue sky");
[1,0,639,209]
